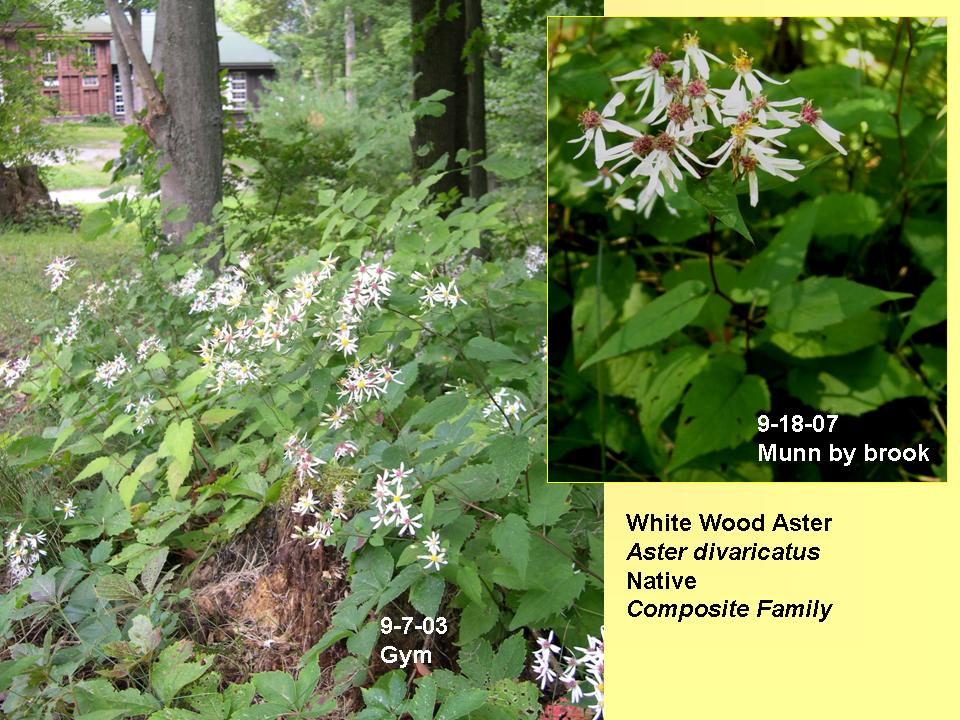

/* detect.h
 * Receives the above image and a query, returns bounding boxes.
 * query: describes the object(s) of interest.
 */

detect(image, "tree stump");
[0,164,52,222]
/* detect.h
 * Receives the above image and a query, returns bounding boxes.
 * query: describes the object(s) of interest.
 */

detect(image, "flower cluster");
[136,336,165,363]
[283,431,327,483]
[2,524,47,585]
[124,395,156,433]
[94,353,130,388]
[1,356,29,388]
[418,280,466,311]
[44,256,76,292]
[337,358,404,406]
[483,388,527,428]
[524,245,548,277]
[417,531,448,571]
[572,34,846,214]
[51,275,141,348]
[532,627,605,719]
[54,497,77,519]
[366,464,447,571]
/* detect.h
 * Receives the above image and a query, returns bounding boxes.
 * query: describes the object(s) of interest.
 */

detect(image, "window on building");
[113,71,125,116]
[225,71,248,110]
[42,50,57,64]
[43,76,60,88]
[83,75,99,88]
[86,43,97,62]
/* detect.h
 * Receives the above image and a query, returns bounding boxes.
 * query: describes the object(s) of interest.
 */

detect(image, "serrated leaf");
[491,514,530,578]
[75,456,111,483]
[464,336,521,363]
[899,277,945,347]
[668,355,770,471]
[581,281,710,368]
[507,573,585,630]
[152,641,210,706]
[766,312,887,358]
[158,420,194,497]
[786,347,928,416]
[767,277,911,334]
[732,201,818,304]
[688,173,753,242]
[410,574,445,617]
[408,393,467,429]
[199,408,241,426]
[435,688,488,720]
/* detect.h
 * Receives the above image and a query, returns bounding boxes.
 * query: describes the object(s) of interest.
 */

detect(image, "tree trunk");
[154,0,222,241]
[344,5,356,108]
[410,0,469,199]
[465,0,487,198]
[114,27,135,123]
[0,164,50,222]
[106,0,223,245]
[130,8,145,113]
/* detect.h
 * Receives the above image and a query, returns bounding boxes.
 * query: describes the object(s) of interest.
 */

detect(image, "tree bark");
[154,0,222,241]
[410,0,469,199]
[344,5,356,108]
[130,7,145,113]
[464,0,487,198]
[113,26,135,123]
[106,0,223,244]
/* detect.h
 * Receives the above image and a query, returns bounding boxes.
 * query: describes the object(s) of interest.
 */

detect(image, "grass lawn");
[56,122,126,148]
[45,162,139,191]
[0,224,139,350]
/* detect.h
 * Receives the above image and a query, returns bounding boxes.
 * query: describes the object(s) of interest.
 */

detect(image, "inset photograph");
[547,17,946,481]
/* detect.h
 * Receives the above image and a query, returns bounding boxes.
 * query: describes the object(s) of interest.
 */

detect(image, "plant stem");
[706,215,734,305]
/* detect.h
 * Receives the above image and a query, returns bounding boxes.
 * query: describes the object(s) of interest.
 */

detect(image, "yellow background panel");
[597,5,957,718]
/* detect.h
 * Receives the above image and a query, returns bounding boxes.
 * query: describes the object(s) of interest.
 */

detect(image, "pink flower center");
[665,75,684,94]
[736,111,753,126]
[751,95,768,110]
[579,109,602,130]
[799,103,820,125]
[686,79,708,98]
[740,155,759,173]
[631,135,655,157]
[667,102,692,124]
[653,132,676,153]
[649,47,670,69]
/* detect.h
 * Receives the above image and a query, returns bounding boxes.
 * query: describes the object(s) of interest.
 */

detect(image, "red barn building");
[36,14,278,120]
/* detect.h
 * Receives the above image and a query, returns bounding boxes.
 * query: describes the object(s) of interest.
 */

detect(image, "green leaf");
[786,347,928,416]
[80,207,113,241]
[404,676,438,720]
[75,456,111,483]
[527,482,570,526]
[410,574,445,618]
[668,355,770,472]
[103,414,134,440]
[581,281,710,368]
[144,352,171,370]
[491,514,530,578]
[118,453,158,509]
[490,633,527,682]
[199,408,242,426]
[732,201,818,304]
[637,345,710,449]
[158,420,194,497]
[767,277,910,334]
[458,602,498,645]
[814,192,881,239]
[435,689,488,720]
[151,641,210,706]
[571,255,637,365]
[688,173,753,242]
[252,671,298,710]
[766,312,887,358]
[899,278,946,347]
[464,336,522,363]
[408,393,467,429]
[479,152,532,179]
[507,573,585,630]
